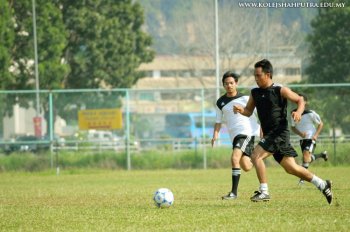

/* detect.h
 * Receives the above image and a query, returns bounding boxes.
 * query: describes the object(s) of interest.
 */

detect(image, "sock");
[302,162,309,169]
[311,154,316,161]
[311,175,326,191]
[231,168,241,195]
[259,183,268,194]
[313,153,323,160]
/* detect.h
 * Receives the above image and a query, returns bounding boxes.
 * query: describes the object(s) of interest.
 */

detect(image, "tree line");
[0,0,155,91]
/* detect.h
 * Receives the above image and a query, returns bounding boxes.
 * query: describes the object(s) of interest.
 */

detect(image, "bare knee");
[241,162,252,172]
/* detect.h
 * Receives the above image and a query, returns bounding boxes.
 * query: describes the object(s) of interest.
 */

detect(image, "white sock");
[259,183,268,194]
[311,154,316,161]
[311,175,326,191]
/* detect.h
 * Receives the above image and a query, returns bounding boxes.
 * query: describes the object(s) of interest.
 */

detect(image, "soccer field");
[0,167,349,231]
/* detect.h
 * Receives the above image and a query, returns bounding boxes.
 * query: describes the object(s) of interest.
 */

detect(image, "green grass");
[0,166,349,231]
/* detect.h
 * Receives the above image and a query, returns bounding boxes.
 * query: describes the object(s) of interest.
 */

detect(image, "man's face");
[223,77,237,94]
[254,67,270,87]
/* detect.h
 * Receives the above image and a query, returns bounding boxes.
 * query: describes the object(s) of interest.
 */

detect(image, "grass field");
[0,166,349,231]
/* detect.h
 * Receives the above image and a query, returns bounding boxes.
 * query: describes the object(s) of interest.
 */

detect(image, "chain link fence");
[1,84,349,169]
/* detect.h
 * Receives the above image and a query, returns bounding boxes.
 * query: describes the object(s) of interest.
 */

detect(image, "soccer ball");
[153,188,174,208]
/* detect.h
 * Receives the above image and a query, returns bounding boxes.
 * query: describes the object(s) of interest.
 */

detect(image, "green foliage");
[306,0,350,83]
[1,142,350,172]
[0,1,14,89]
[61,0,154,89]
[305,2,350,132]
[8,1,68,91]
[2,0,154,91]
[0,168,349,231]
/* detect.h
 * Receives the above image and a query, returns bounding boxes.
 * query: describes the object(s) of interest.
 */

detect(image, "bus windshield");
[165,113,215,138]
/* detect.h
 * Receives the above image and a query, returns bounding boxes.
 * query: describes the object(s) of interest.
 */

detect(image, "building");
[132,53,302,113]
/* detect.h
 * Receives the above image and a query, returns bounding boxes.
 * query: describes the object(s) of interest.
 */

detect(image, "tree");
[60,0,155,89]
[6,0,68,91]
[0,1,15,136]
[305,1,350,133]
[0,1,14,89]
[306,0,350,83]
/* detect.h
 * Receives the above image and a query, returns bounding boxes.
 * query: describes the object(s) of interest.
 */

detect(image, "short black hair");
[222,71,240,85]
[254,59,273,78]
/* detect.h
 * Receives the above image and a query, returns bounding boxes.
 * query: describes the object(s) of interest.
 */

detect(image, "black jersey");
[251,84,288,135]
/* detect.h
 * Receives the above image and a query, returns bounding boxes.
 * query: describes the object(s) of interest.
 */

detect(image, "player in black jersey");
[234,59,333,204]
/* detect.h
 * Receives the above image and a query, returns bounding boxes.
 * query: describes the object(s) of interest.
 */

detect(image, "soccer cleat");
[322,151,328,161]
[250,191,270,202]
[322,180,333,205]
[222,192,237,200]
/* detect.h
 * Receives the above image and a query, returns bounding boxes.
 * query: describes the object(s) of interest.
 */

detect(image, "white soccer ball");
[153,188,174,208]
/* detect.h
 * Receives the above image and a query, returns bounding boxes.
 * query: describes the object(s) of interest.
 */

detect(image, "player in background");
[211,71,260,200]
[291,93,328,185]
[234,59,333,204]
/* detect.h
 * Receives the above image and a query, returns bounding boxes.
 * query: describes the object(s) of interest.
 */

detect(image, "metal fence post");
[126,90,131,170]
[49,92,54,169]
[201,89,207,169]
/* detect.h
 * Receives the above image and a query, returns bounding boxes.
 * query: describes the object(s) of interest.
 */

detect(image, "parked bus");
[164,112,230,146]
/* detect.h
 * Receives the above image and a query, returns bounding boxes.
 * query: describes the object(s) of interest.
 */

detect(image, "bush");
[0,143,349,172]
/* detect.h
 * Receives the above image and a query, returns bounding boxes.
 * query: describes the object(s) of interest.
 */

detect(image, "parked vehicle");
[164,112,231,148]
[3,135,50,154]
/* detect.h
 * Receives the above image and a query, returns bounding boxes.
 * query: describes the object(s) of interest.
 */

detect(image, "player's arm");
[313,119,323,141]
[211,123,221,147]
[233,94,255,117]
[259,127,263,138]
[281,87,304,122]
[290,112,306,138]
[212,104,223,147]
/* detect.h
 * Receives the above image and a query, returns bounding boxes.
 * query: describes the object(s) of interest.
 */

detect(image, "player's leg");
[239,135,255,172]
[312,150,329,161]
[222,148,242,200]
[309,140,328,162]
[240,155,253,172]
[250,145,271,202]
[280,156,313,180]
[223,135,253,200]
[231,148,244,195]
[280,156,333,204]
[299,149,311,184]
[251,145,270,184]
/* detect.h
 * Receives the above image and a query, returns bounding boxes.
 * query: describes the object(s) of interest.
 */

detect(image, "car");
[3,135,51,154]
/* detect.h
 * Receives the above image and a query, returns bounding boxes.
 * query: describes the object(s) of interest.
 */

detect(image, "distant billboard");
[78,108,122,130]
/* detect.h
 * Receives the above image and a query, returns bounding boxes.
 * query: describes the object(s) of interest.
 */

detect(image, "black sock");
[231,168,241,195]
[313,153,323,160]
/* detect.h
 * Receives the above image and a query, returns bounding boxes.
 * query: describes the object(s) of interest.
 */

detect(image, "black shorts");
[300,139,316,153]
[232,134,255,157]
[258,129,298,163]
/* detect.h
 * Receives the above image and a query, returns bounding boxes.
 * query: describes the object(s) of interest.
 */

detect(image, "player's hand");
[292,111,301,122]
[233,105,243,114]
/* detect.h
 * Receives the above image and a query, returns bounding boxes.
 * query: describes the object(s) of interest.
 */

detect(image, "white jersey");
[291,109,322,139]
[215,93,260,141]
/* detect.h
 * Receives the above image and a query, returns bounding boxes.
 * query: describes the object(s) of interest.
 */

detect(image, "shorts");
[300,139,316,153]
[232,134,255,157]
[258,129,298,163]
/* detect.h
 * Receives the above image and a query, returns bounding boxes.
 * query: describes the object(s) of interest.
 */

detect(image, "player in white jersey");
[211,71,260,200]
[291,93,328,184]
